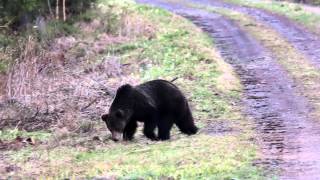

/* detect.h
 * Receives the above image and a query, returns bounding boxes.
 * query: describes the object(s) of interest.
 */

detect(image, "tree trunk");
[63,0,66,21]
[47,0,53,18]
[56,0,59,20]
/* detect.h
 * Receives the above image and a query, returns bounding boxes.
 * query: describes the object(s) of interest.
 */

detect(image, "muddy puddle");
[138,0,320,179]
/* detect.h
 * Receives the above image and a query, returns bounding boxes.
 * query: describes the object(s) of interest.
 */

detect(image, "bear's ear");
[101,114,109,122]
[117,84,133,94]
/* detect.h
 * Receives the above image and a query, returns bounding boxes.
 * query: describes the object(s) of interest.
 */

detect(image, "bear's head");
[101,109,133,141]
[101,84,134,141]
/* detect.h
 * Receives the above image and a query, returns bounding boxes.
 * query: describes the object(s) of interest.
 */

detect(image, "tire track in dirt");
[137,0,320,179]
[191,0,320,70]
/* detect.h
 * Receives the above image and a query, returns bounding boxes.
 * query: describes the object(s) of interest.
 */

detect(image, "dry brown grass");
[120,12,156,40]
[0,0,160,133]
[77,5,156,41]
[0,73,6,100]
[1,38,139,131]
[0,10,154,132]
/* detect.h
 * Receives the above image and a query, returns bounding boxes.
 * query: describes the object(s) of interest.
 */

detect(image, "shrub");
[0,0,97,29]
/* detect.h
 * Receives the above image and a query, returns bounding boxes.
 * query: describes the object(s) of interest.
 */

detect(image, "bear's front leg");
[143,121,158,141]
[123,120,138,141]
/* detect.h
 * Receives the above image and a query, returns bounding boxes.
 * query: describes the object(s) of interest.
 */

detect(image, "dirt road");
[137,0,320,179]
[192,0,320,69]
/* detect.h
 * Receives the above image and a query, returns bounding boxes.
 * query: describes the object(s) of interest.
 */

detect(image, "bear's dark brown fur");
[101,79,198,141]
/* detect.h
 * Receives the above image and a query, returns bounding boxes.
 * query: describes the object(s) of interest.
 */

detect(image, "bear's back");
[136,80,186,111]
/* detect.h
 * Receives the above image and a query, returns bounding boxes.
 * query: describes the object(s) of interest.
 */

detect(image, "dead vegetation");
[0,4,156,134]
[1,37,137,132]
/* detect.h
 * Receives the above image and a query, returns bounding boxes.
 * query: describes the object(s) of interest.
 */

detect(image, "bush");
[0,0,97,29]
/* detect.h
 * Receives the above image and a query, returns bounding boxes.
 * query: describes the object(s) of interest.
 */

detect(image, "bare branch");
[80,97,99,112]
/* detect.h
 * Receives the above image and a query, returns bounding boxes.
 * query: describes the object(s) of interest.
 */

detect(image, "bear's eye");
[115,110,124,118]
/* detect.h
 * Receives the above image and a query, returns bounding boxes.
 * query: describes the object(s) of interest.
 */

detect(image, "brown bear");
[101,79,198,141]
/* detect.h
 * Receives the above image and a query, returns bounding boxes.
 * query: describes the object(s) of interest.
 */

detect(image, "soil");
[137,0,320,179]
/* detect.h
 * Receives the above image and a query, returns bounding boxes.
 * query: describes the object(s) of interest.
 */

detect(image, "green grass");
[9,135,260,179]
[0,60,8,73]
[109,4,242,120]
[224,0,320,32]
[0,33,13,48]
[2,0,264,179]
[0,33,12,73]
[45,20,80,38]
[74,136,258,179]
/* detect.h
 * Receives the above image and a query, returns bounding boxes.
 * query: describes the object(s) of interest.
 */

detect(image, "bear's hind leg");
[175,107,198,135]
[158,117,174,140]
[123,120,138,141]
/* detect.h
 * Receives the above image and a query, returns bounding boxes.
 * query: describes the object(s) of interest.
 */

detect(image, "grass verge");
[1,0,264,179]
[224,0,320,32]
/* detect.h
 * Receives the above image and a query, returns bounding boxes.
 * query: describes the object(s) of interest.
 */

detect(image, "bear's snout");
[111,131,122,141]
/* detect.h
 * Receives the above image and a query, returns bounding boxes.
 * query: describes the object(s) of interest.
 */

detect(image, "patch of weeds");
[45,20,79,40]
[96,0,135,35]
[0,33,14,48]
[109,41,141,54]
[0,128,52,141]
[75,10,98,23]
[8,147,35,162]
[0,60,9,73]
[0,33,15,73]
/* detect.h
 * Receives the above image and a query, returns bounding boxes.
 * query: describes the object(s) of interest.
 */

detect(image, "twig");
[126,148,152,154]
[14,120,22,130]
[31,107,40,119]
[171,77,179,82]
[80,97,99,112]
